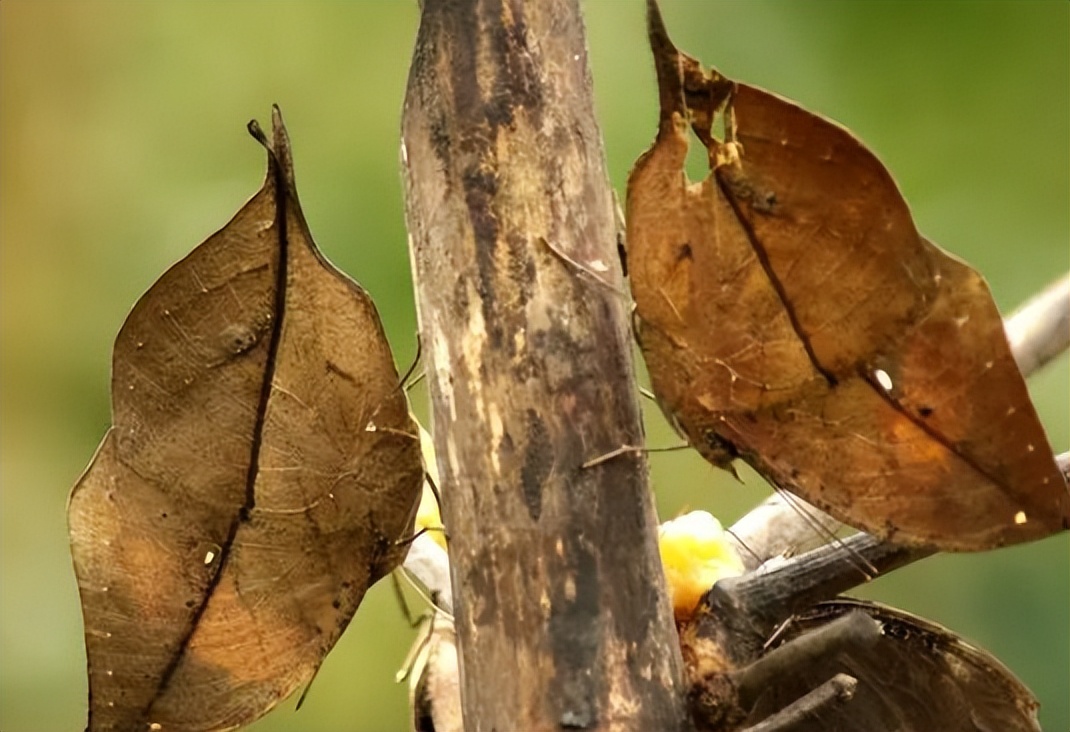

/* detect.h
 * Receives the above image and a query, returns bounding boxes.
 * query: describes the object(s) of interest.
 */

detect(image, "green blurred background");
[1,1,1067,730]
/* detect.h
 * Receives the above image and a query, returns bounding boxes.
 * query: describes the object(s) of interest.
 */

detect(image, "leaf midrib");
[144,157,290,719]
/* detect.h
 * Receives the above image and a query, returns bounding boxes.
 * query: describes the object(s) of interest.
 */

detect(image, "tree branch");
[1007,274,1070,376]
[401,1,690,729]
[739,674,857,732]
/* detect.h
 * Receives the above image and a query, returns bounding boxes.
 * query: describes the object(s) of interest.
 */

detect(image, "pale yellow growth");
[412,435,742,616]
[658,511,744,623]
[415,423,447,550]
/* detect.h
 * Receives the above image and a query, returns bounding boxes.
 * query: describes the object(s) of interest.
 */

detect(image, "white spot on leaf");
[874,369,894,391]
[1014,511,1028,525]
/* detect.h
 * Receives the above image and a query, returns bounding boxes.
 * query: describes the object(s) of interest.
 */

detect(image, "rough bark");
[400,1,690,730]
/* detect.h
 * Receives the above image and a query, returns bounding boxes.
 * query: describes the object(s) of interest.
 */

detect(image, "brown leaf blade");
[746,600,1042,732]
[627,1,1068,550]
[68,107,423,732]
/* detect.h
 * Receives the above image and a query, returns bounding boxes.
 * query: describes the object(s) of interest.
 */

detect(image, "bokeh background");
[2,1,1067,730]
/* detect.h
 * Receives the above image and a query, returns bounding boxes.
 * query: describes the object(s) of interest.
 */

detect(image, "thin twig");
[732,612,877,709]
[1006,274,1070,376]
[739,674,857,732]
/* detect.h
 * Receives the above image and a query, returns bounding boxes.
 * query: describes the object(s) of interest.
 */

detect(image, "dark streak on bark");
[549,533,601,728]
[403,1,691,729]
[463,168,506,350]
[519,410,549,520]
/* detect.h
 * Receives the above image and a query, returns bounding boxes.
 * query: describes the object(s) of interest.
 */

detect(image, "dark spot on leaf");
[326,360,356,384]
[219,323,261,357]
[755,190,777,213]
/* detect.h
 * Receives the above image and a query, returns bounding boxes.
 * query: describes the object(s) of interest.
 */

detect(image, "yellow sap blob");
[658,510,744,622]
[414,423,446,550]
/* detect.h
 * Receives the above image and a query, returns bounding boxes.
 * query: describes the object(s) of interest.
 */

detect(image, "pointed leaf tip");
[645,0,688,128]
[646,0,668,47]
[268,106,297,190]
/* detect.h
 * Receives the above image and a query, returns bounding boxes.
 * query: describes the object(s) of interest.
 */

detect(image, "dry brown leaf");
[680,598,1040,731]
[68,107,423,732]
[745,600,1041,731]
[627,1,1068,550]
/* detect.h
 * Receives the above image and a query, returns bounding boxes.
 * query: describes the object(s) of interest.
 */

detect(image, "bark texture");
[401,0,690,730]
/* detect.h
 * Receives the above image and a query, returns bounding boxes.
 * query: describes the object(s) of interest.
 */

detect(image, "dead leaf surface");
[68,107,424,731]
[627,1,1068,550]
[745,599,1041,732]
